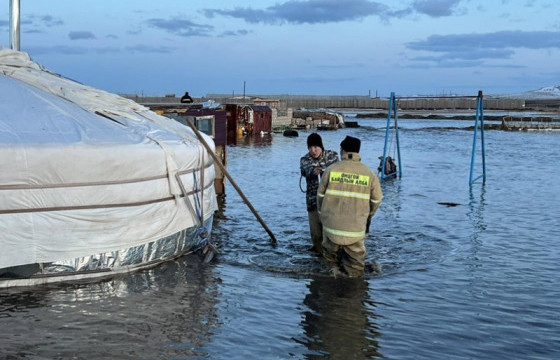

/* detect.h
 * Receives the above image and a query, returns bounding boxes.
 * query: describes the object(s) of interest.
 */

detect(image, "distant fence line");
[276,97,526,110]
[125,94,529,110]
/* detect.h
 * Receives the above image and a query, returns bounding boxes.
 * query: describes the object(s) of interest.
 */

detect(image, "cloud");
[277,74,363,84]
[125,44,175,54]
[40,15,64,27]
[146,17,213,37]
[317,62,366,69]
[407,30,560,62]
[1,19,33,30]
[411,0,463,17]
[412,49,516,61]
[201,0,469,25]
[407,59,484,68]
[126,29,143,36]
[16,14,64,33]
[23,29,43,34]
[202,0,396,24]
[24,14,64,27]
[27,45,88,55]
[68,31,96,40]
[218,29,251,37]
[96,47,121,54]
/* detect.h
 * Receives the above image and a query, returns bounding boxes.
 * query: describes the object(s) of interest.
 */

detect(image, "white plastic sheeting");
[0,49,218,270]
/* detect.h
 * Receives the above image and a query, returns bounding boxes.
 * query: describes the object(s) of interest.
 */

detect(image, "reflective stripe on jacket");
[317,152,383,245]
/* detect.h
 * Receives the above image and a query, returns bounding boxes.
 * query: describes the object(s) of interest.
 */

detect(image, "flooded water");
[1,117,559,359]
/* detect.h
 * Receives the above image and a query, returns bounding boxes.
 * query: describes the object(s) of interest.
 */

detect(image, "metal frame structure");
[379,92,402,180]
[379,91,486,185]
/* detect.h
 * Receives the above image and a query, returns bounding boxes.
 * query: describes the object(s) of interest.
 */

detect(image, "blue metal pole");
[381,92,394,178]
[469,100,479,184]
[393,97,402,178]
[470,90,486,185]
[479,92,486,183]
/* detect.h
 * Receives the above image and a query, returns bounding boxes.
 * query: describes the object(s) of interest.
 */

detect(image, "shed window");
[195,116,215,138]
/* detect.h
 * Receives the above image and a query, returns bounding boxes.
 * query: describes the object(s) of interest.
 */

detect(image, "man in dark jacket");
[318,136,383,277]
[300,133,338,255]
[180,91,193,103]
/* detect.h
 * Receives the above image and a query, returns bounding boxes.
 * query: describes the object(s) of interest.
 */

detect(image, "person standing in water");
[317,136,383,277]
[300,133,338,255]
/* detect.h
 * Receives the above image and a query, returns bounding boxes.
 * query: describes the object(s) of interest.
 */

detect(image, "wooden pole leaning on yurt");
[186,118,278,244]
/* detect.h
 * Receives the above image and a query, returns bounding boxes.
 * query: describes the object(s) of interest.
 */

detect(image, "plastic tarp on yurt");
[0,49,218,273]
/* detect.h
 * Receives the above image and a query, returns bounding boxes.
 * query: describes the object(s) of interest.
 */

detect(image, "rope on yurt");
[193,142,208,239]
[192,171,207,239]
[174,172,201,228]
[192,143,218,263]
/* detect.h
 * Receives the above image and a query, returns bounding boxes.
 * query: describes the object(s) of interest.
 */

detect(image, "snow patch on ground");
[494,85,560,99]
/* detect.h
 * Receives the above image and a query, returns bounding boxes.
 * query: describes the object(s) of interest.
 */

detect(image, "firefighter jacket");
[300,149,339,211]
[317,152,383,245]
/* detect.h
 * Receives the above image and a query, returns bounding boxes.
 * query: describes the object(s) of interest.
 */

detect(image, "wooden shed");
[226,104,272,142]
[183,108,227,147]
[253,98,281,110]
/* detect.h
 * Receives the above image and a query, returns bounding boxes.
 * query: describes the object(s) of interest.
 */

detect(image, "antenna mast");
[9,0,21,51]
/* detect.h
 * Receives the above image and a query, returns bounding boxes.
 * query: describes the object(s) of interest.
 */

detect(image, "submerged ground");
[1,117,559,359]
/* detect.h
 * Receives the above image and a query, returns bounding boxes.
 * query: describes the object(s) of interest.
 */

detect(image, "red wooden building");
[225,104,272,142]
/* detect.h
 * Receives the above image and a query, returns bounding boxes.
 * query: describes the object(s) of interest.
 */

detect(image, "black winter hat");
[340,135,361,153]
[307,133,324,150]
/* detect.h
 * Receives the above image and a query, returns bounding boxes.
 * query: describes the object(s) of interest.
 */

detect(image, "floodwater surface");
[1,117,559,359]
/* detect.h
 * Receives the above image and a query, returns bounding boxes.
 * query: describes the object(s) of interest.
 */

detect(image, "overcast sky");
[1,0,559,97]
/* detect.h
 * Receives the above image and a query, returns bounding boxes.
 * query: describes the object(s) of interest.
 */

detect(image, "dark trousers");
[322,235,366,277]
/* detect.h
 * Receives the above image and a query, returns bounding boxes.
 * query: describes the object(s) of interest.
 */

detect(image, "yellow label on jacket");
[329,171,370,186]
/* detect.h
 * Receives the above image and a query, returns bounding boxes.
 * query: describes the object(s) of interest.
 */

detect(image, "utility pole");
[9,0,21,51]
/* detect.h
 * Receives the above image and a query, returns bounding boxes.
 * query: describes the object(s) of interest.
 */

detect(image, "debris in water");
[437,202,461,207]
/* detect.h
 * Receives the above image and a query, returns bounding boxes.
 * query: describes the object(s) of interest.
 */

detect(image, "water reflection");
[0,255,220,359]
[0,288,49,318]
[379,177,403,219]
[231,133,274,147]
[468,185,487,243]
[299,276,382,359]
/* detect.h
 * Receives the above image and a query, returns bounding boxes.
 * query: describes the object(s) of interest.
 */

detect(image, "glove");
[366,218,371,234]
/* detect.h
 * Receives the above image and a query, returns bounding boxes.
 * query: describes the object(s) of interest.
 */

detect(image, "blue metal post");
[469,90,486,185]
[479,93,486,183]
[380,92,401,180]
[394,99,402,177]
[381,92,393,177]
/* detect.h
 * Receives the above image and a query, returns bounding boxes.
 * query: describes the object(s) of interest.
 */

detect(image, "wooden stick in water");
[186,119,278,244]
